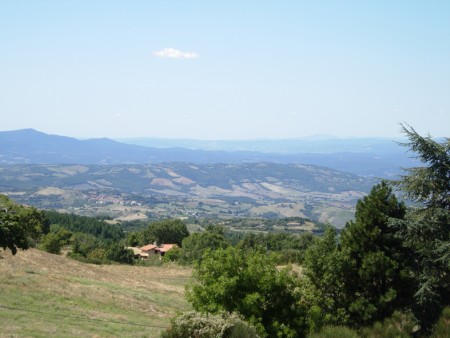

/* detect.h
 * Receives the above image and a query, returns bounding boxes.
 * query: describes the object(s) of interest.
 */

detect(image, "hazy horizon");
[1,127,413,142]
[1,1,448,140]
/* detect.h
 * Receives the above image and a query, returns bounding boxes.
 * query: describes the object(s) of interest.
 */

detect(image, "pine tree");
[391,125,450,330]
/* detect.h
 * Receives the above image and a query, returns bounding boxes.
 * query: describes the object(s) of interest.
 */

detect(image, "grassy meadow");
[0,249,192,337]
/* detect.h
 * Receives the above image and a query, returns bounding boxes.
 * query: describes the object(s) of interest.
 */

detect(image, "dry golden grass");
[0,249,192,337]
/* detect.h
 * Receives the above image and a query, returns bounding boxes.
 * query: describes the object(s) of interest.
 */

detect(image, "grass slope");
[0,249,191,337]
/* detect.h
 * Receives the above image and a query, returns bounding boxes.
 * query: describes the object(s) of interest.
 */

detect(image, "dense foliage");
[304,182,410,328]
[38,227,72,254]
[179,226,230,263]
[301,127,449,334]
[137,219,190,246]
[162,311,259,338]
[0,194,47,254]
[186,247,306,337]
[43,210,124,242]
[390,125,450,330]
[180,127,449,337]
[237,232,316,264]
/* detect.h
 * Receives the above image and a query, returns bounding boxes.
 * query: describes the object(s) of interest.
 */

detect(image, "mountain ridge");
[0,129,417,177]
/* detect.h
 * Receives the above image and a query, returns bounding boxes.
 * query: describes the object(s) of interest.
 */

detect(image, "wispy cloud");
[153,48,199,59]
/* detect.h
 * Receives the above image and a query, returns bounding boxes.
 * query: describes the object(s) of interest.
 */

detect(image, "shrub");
[164,246,181,262]
[39,228,72,254]
[161,311,259,338]
[361,311,416,338]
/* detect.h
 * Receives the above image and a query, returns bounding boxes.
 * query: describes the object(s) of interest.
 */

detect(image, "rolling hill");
[0,163,375,227]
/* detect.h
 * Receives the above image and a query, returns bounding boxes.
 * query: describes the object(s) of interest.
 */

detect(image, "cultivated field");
[0,249,192,337]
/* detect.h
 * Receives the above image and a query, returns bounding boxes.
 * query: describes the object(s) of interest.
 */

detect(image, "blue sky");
[0,1,448,139]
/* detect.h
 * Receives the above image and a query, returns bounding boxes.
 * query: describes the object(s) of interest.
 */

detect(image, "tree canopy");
[139,219,189,246]
[179,226,229,263]
[0,194,47,255]
[186,246,306,337]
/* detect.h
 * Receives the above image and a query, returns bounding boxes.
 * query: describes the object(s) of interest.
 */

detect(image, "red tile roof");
[141,244,157,251]
[156,244,176,252]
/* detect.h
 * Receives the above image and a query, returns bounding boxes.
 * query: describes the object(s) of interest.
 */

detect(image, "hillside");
[0,248,191,337]
[0,163,375,227]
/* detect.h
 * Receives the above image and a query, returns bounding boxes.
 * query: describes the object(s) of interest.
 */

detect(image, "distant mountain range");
[0,129,418,177]
[117,135,405,154]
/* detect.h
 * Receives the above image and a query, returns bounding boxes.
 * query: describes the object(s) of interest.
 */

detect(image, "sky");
[0,0,449,140]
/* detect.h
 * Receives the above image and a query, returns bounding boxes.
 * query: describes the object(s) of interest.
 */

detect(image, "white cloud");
[153,48,199,59]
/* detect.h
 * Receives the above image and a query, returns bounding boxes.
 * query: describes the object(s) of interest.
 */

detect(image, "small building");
[139,243,177,259]
[155,244,177,257]
[140,244,158,255]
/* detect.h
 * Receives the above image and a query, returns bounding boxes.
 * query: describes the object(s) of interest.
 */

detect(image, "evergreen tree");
[391,125,450,330]
[304,182,409,328]
[339,181,409,326]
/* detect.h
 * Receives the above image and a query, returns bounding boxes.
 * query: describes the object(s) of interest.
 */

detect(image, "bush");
[39,228,72,254]
[161,311,259,338]
[87,248,106,261]
[361,311,416,338]
[164,246,181,262]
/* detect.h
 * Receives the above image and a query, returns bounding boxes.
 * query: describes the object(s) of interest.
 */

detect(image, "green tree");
[70,232,101,257]
[304,183,409,329]
[180,227,229,263]
[338,181,409,326]
[238,232,316,264]
[303,227,350,329]
[42,210,124,241]
[126,231,141,247]
[39,228,73,254]
[391,125,450,330]
[140,219,189,246]
[0,194,46,255]
[105,243,134,264]
[186,247,306,337]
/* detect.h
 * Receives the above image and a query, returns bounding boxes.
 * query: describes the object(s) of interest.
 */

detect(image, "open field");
[0,249,192,337]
